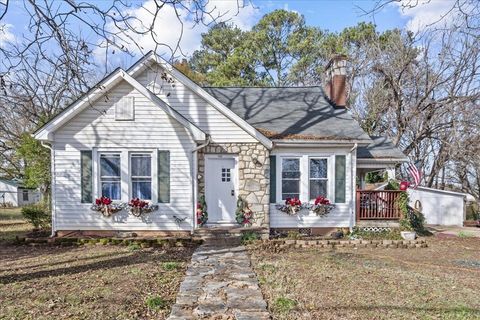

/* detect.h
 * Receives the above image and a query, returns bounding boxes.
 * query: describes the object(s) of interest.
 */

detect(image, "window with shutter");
[115,96,134,121]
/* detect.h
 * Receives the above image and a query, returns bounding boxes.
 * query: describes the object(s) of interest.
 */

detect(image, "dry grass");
[0,244,195,319]
[0,207,195,319]
[0,207,32,242]
[250,237,480,320]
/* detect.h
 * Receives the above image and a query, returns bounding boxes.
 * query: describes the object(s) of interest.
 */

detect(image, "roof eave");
[273,139,372,147]
[357,157,409,163]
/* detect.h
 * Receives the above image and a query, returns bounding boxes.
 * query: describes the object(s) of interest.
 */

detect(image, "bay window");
[309,158,328,200]
[100,153,121,200]
[130,153,152,200]
[281,158,300,200]
[275,154,347,204]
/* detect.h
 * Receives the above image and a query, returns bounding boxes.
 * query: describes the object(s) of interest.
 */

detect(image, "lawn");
[250,237,480,320]
[0,208,195,320]
[0,207,32,242]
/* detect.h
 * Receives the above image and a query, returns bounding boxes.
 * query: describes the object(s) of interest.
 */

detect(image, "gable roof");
[127,52,273,149]
[33,69,206,142]
[0,178,20,187]
[202,87,372,144]
[357,136,408,161]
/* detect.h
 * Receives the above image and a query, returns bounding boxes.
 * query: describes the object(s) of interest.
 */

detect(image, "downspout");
[41,141,56,237]
[349,143,358,233]
[191,135,211,235]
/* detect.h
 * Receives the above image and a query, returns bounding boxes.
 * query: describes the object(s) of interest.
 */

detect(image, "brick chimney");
[324,54,348,108]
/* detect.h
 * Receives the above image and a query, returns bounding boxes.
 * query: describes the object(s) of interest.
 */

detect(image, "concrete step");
[202,236,241,246]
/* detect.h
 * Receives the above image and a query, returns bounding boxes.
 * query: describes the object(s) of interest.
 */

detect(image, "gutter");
[349,143,358,233]
[40,141,56,238]
[190,136,211,235]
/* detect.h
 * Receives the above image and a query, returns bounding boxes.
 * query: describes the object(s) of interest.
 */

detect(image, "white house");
[0,178,41,207]
[33,53,408,237]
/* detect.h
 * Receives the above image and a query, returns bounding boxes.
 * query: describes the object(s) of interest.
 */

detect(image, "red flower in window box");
[312,196,334,216]
[276,197,302,215]
[91,197,123,217]
[128,198,158,217]
[314,196,330,206]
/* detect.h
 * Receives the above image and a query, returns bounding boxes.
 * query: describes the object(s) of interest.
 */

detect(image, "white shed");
[0,178,41,207]
[408,186,467,226]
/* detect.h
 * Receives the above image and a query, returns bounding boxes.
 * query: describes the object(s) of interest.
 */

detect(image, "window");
[221,168,231,182]
[281,158,300,200]
[309,158,328,200]
[22,189,29,201]
[131,154,152,200]
[100,154,121,200]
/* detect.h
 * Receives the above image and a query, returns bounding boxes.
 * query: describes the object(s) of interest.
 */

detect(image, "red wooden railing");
[356,190,403,220]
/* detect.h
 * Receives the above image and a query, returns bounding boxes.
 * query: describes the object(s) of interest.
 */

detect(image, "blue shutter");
[81,150,93,203]
[269,155,276,203]
[158,150,170,203]
[335,155,346,203]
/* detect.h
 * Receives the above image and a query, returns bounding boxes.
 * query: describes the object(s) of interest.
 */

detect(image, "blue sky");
[263,0,408,32]
[0,0,454,68]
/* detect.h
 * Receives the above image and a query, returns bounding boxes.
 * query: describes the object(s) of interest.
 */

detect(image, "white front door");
[205,156,237,224]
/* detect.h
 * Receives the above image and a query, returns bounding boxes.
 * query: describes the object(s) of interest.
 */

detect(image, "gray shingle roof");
[357,136,408,160]
[203,86,372,142]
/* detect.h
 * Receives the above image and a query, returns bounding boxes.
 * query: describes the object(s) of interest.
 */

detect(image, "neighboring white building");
[408,186,469,226]
[0,178,41,207]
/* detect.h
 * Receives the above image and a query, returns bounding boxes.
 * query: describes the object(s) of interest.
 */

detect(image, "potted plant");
[311,196,335,216]
[128,198,158,217]
[399,210,416,240]
[91,196,124,217]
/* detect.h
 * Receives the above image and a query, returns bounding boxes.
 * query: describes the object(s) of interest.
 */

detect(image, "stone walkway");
[168,244,270,319]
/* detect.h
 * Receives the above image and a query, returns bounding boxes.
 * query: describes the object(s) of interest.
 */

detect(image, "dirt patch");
[0,243,195,319]
[249,237,480,319]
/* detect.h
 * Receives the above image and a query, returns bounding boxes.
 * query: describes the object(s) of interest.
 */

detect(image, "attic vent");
[115,96,134,121]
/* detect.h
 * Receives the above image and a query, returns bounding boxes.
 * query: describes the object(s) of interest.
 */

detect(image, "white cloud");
[94,0,260,65]
[0,23,15,46]
[394,0,458,32]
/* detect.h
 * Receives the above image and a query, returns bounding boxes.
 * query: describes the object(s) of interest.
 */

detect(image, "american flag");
[407,161,422,188]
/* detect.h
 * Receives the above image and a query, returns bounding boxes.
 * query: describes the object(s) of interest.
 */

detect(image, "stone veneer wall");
[197,143,270,228]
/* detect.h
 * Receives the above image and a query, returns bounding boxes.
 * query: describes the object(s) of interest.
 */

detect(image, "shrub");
[21,204,51,229]
[286,230,301,239]
[458,231,474,238]
[241,231,259,244]
[349,227,402,240]
[162,262,179,271]
[274,297,297,313]
[127,243,141,251]
[145,296,167,310]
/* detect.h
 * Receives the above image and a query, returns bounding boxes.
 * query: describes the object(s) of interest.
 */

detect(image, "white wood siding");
[0,182,19,207]
[53,80,196,231]
[138,66,257,143]
[270,146,356,228]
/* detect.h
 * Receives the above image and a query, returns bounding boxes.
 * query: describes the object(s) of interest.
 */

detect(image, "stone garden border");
[261,238,428,250]
[18,236,202,248]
